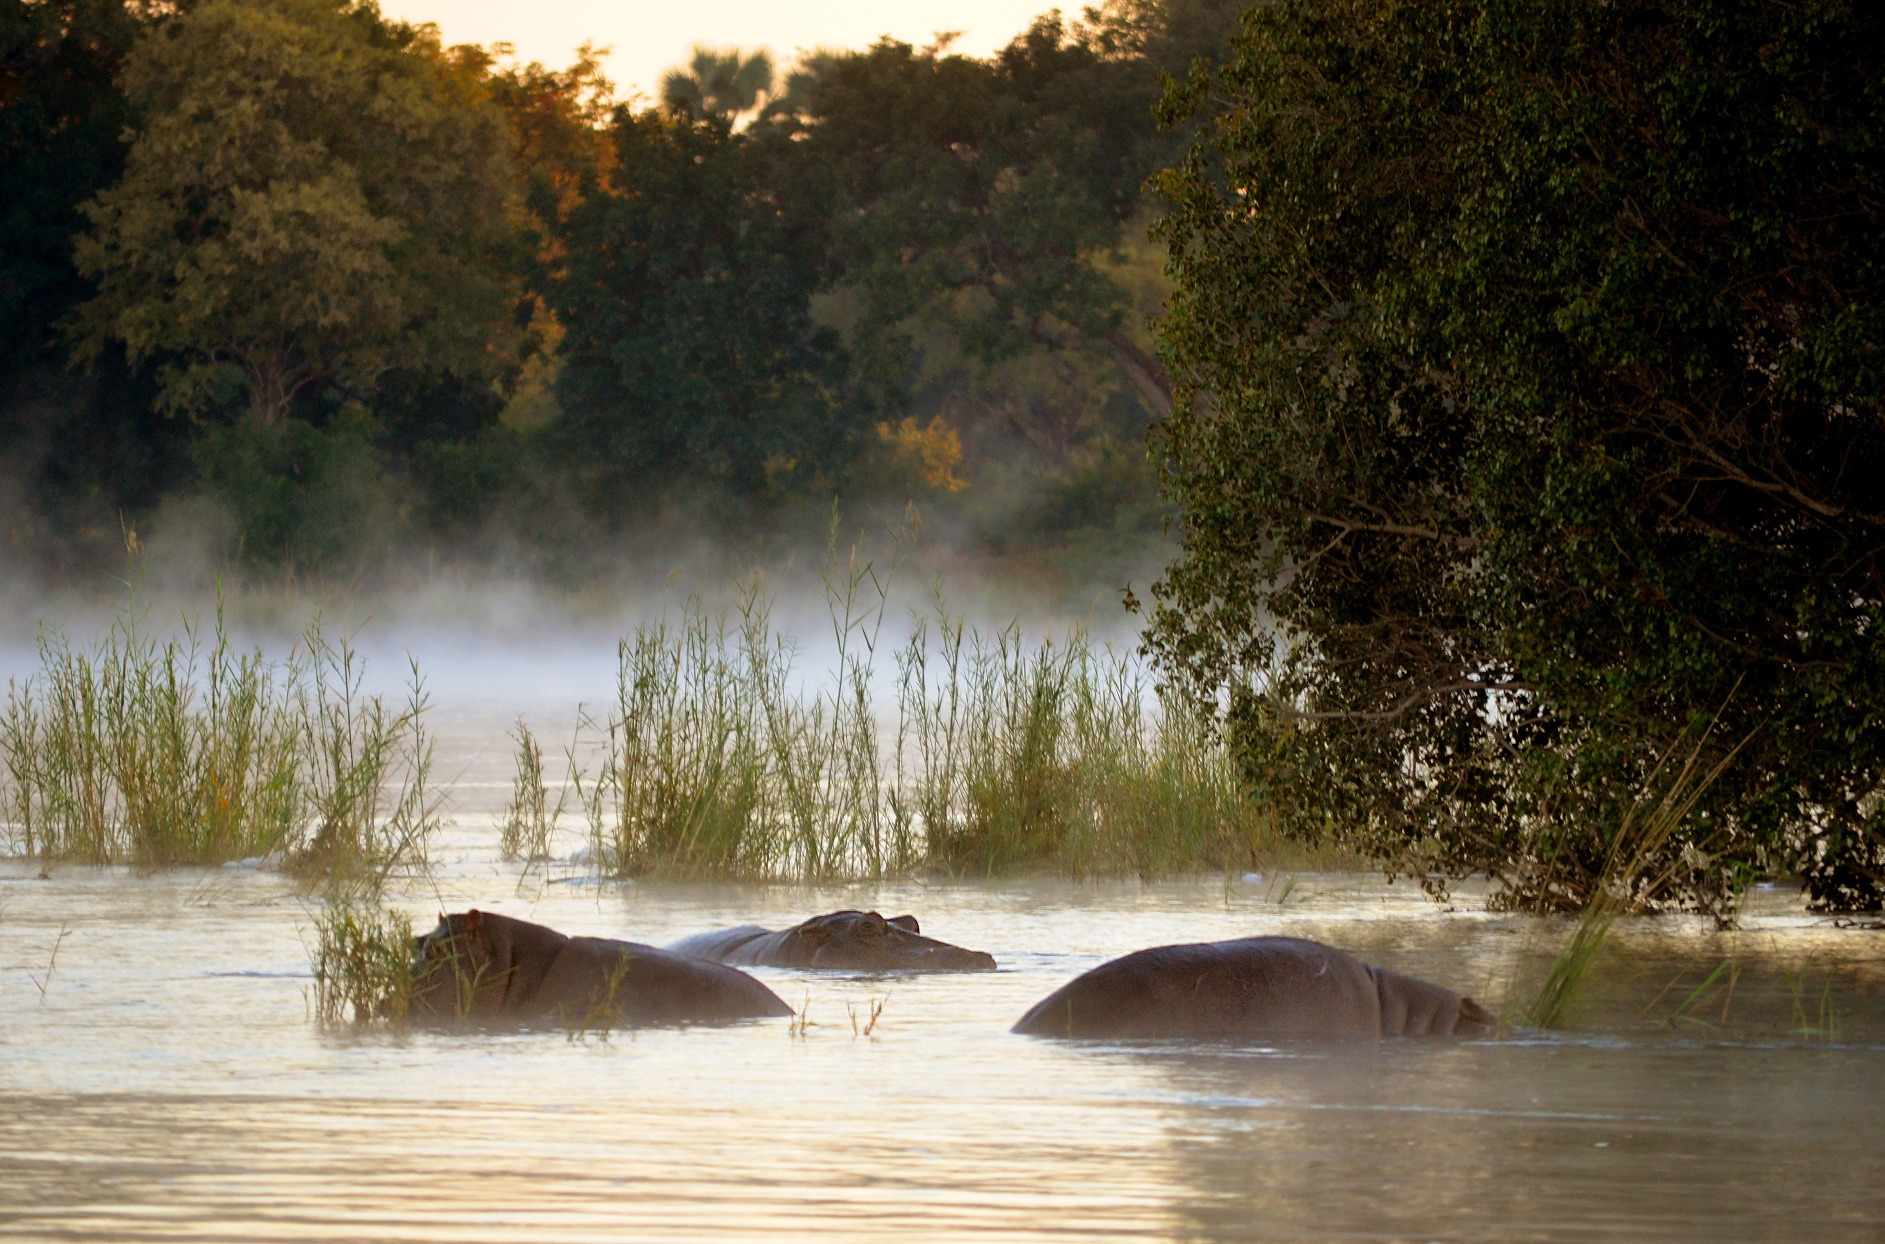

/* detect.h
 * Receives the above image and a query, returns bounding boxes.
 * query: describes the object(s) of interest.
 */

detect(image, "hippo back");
[412,911,791,1026]
[665,925,776,966]
[1012,936,1494,1039]
[1012,937,1380,1038]
[539,937,793,1024]
[667,912,996,971]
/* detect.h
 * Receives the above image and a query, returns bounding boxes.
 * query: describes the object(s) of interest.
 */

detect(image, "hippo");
[666,910,997,971]
[409,909,792,1026]
[1011,936,1496,1039]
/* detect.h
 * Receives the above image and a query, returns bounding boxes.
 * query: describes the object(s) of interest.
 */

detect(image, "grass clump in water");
[0,605,441,886]
[575,555,899,879]
[550,549,1294,881]
[1522,712,1755,1030]
[311,900,415,1026]
[904,616,1265,876]
[499,719,558,865]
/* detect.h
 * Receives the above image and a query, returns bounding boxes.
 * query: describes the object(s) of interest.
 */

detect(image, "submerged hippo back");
[667,912,996,971]
[540,938,794,1024]
[1012,936,1493,1039]
[666,925,774,966]
[412,910,791,1026]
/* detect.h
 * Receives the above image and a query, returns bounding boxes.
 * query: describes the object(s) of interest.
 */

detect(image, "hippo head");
[786,910,996,971]
[408,909,511,1020]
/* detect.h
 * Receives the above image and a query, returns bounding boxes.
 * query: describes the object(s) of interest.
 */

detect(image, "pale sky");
[377,0,1058,101]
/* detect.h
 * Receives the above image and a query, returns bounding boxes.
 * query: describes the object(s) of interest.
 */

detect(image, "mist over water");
[0,510,1165,700]
[2,566,1882,1241]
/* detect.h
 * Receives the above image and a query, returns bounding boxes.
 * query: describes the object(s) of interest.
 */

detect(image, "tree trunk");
[1105,331,1172,416]
[244,348,304,426]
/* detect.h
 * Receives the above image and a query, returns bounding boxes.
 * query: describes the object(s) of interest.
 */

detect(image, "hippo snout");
[932,945,998,971]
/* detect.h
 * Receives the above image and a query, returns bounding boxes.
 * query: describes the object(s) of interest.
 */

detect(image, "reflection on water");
[1,709,1881,1241]
[4,865,1881,1242]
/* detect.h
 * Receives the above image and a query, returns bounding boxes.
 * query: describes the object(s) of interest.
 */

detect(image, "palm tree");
[659,47,774,123]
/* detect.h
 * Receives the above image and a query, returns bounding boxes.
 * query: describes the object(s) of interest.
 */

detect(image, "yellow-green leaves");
[70,0,516,424]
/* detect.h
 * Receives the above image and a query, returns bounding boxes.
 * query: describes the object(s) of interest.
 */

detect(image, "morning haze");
[2,0,1882,1240]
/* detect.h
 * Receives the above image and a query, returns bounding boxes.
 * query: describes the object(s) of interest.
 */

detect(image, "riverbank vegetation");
[1145,0,1885,915]
[10,0,1883,918]
[500,560,1304,881]
[1,0,1236,594]
[0,605,441,883]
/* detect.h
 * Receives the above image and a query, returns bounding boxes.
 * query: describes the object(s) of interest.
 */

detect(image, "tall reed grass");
[0,607,441,889]
[525,553,1283,880]
[499,718,557,864]
[1522,712,1755,1029]
[310,900,414,1025]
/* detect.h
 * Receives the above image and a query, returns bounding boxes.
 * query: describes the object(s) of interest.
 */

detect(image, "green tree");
[547,105,851,509]
[660,46,774,123]
[1,0,139,375]
[69,0,519,426]
[1146,0,1885,912]
[791,20,1172,415]
[2,0,192,556]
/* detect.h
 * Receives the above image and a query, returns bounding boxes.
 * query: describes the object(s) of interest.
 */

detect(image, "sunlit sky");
[377,0,1057,101]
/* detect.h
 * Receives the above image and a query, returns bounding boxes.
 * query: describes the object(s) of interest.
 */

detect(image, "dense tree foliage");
[790,9,1237,457]
[0,0,1227,570]
[1147,0,1885,912]
[659,47,774,123]
[548,108,850,504]
[0,0,180,541]
[1,0,136,375]
[69,0,518,425]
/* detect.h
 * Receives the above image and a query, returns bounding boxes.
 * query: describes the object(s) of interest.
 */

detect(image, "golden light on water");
[5,712,1884,1244]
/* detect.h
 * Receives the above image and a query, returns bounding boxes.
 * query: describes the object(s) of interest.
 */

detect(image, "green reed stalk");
[311,900,415,1026]
[500,720,553,863]
[0,604,438,888]
[1524,711,1756,1030]
[544,548,1292,881]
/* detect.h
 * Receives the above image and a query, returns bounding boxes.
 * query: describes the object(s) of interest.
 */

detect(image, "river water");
[2,708,1883,1241]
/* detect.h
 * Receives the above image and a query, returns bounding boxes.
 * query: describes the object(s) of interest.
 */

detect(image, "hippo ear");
[465,909,483,934]
[798,920,832,945]
[887,915,920,934]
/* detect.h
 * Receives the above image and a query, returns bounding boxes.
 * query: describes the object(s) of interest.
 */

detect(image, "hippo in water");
[410,909,792,1026]
[1011,936,1496,1039]
[667,910,997,971]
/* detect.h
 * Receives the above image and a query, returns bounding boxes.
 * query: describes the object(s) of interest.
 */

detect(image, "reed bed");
[520,558,1280,881]
[0,609,441,888]
[310,900,415,1025]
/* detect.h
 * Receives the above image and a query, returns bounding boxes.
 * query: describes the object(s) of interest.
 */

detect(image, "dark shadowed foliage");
[1146,0,1885,913]
[547,105,856,511]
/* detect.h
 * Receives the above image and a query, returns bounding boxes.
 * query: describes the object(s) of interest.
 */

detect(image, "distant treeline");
[0,0,1239,578]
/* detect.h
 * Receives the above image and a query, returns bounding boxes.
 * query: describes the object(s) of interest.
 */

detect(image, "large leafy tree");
[789,14,1214,418]
[1,0,179,531]
[769,1,1240,508]
[1147,0,1885,911]
[547,105,850,507]
[660,46,774,123]
[69,0,518,426]
[1,0,139,375]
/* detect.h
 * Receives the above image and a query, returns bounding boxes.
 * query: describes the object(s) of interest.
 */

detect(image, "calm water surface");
[2,710,1882,1241]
